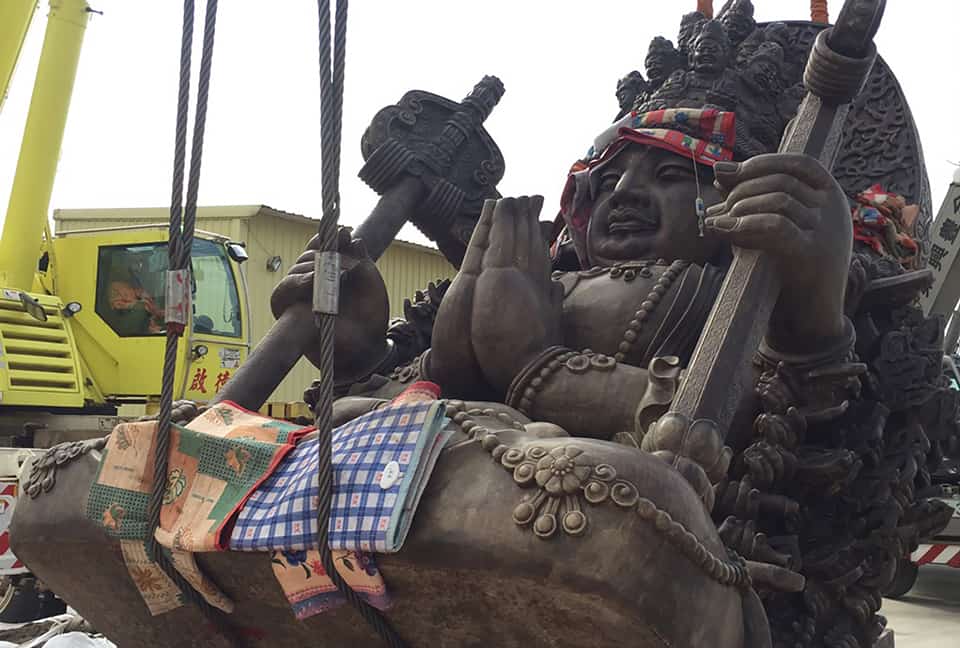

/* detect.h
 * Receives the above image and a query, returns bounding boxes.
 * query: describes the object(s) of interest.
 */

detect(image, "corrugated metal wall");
[53,206,456,403]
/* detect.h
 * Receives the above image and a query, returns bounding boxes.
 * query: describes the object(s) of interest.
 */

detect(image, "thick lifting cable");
[147,0,239,642]
[312,1,406,646]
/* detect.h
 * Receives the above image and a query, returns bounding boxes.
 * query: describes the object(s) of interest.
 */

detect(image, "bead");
[653,284,667,295]
[591,355,617,371]
[628,319,641,330]
[624,330,638,343]
[614,352,625,362]
[540,367,552,378]
[640,300,655,311]
[523,388,536,400]
[519,398,532,412]
[648,292,661,304]
[566,355,591,374]
[618,341,632,354]
[634,310,648,320]
[531,377,543,389]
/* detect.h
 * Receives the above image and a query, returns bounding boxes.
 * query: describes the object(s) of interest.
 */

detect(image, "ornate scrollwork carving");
[486,438,751,589]
[23,437,109,499]
[499,445,639,539]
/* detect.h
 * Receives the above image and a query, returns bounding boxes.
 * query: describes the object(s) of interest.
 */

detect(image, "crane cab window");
[191,239,242,338]
[95,240,242,338]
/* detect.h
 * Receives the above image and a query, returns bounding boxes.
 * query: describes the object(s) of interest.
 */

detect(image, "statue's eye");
[656,165,694,182]
[597,173,621,192]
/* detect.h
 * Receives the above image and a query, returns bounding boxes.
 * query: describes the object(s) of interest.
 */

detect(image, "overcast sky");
[1,1,958,247]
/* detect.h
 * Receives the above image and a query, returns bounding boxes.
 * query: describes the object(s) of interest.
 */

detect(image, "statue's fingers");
[292,249,315,265]
[288,260,314,276]
[461,198,496,275]
[512,197,533,272]
[511,195,546,273]
[304,233,322,251]
[525,196,554,277]
[709,173,822,213]
[704,212,805,256]
[347,237,370,260]
[714,154,834,192]
[745,561,805,593]
[713,192,817,231]
[484,197,521,269]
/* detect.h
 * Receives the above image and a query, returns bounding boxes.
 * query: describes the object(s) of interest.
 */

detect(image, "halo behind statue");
[780,21,932,267]
[603,18,931,268]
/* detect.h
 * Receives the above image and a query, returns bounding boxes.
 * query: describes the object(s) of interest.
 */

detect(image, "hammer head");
[359,77,506,267]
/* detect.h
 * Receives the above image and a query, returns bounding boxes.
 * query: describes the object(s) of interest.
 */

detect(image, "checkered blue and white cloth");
[229,400,451,554]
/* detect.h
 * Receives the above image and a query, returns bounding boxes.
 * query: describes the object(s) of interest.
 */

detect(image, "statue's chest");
[558,261,699,367]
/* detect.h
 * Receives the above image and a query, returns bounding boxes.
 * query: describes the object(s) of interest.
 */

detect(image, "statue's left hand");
[704,154,852,353]
[430,196,563,395]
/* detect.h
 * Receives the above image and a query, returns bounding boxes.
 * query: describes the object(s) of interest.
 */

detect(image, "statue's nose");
[610,184,652,211]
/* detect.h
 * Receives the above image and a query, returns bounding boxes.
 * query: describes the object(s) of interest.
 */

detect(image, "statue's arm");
[269,228,393,386]
[504,347,650,440]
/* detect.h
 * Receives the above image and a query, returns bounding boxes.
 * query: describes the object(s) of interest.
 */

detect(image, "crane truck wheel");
[883,558,919,599]
[0,577,66,623]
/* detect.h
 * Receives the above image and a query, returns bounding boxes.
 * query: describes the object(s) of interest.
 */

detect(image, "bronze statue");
[720,0,757,48]
[678,11,708,55]
[10,2,955,647]
[614,70,648,120]
[643,36,684,92]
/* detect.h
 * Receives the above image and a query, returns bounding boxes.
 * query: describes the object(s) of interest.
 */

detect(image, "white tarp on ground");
[3,634,116,648]
[0,633,115,648]
[0,614,115,648]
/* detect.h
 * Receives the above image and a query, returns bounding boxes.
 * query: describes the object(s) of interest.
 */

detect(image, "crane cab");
[0,225,249,432]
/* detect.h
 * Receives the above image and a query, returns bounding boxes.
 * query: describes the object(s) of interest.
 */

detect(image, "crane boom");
[0,0,39,116]
[0,0,91,292]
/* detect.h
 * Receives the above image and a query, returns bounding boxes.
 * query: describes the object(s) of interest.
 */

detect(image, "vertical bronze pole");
[656,0,886,473]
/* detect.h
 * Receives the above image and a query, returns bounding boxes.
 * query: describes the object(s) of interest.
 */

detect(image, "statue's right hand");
[270,227,371,320]
[270,227,392,379]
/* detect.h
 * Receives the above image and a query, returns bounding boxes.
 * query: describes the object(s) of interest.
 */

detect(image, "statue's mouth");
[608,208,658,234]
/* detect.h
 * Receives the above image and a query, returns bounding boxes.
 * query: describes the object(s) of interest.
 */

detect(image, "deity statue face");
[645,38,681,86]
[585,144,725,267]
[746,45,784,92]
[719,0,755,45]
[616,72,648,112]
[691,28,729,75]
[763,22,791,50]
[678,12,706,53]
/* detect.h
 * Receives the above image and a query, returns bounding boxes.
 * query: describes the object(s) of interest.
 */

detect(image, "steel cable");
[146,0,240,643]
[313,1,406,646]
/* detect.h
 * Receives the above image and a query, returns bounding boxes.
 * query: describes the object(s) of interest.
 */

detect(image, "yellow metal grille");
[0,300,78,392]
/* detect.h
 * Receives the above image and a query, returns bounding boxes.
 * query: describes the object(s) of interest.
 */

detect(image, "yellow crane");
[0,0,258,622]
[0,0,250,446]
